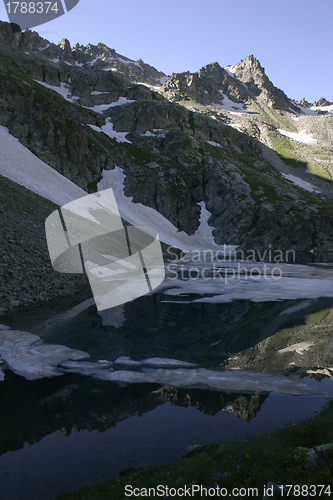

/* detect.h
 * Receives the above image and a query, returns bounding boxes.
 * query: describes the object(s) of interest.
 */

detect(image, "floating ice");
[0,325,10,331]
[159,259,333,303]
[73,366,321,396]
[61,360,112,370]
[0,331,323,395]
[114,356,196,367]
[0,330,89,380]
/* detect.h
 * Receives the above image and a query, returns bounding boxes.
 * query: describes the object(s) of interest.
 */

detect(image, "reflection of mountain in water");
[0,369,269,457]
[1,295,332,457]
[0,371,164,456]
[158,385,267,422]
[222,394,267,423]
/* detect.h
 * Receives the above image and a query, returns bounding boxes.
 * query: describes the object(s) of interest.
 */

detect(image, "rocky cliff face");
[1,20,333,307]
[224,54,299,111]
[162,55,299,113]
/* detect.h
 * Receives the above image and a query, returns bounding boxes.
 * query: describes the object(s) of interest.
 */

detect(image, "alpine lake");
[1,252,333,500]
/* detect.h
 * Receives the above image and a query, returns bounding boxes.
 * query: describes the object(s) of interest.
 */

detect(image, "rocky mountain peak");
[71,41,116,66]
[244,53,264,69]
[0,21,168,86]
[224,53,298,111]
[162,61,249,105]
[0,21,48,52]
[313,96,332,107]
[58,38,71,51]
[58,37,75,64]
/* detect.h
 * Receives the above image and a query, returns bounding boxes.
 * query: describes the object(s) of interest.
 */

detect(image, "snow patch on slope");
[206,140,223,148]
[159,75,169,85]
[277,129,317,144]
[34,80,79,102]
[213,91,247,114]
[311,104,333,114]
[87,118,132,144]
[281,173,321,193]
[83,96,135,113]
[91,91,109,96]
[224,65,237,78]
[0,126,86,205]
[97,166,230,251]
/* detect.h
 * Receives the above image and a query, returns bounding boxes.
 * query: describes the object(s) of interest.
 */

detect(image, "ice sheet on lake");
[159,259,333,303]
[60,364,322,395]
[114,356,196,367]
[0,330,89,380]
[61,360,112,371]
[0,330,322,395]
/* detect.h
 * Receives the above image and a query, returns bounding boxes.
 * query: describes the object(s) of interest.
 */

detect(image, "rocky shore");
[0,175,88,316]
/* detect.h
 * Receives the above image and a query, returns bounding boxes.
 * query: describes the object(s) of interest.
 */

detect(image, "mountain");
[0,20,333,314]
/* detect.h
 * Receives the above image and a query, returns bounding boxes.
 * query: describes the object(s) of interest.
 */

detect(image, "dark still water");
[1,293,333,500]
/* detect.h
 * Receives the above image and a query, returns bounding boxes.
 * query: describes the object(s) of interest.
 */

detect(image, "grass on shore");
[56,397,333,499]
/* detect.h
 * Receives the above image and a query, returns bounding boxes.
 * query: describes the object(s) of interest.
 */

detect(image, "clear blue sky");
[1,0,332,102]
